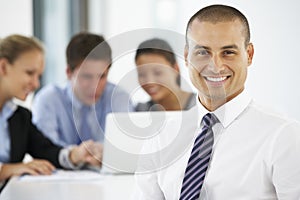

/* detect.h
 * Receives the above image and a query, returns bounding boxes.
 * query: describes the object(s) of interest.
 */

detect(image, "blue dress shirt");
[32,82,134,146]
[0,101,17,163]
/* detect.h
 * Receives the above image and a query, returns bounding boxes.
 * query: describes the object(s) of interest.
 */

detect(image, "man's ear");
[173,63,180,73]
[0,58,8,75]
[184,45,189,67]
[247,43,254,66]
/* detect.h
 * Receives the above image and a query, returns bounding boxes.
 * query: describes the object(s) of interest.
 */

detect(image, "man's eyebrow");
[221,45,238,50]
[193,45,211,50]
[192,44,239,50]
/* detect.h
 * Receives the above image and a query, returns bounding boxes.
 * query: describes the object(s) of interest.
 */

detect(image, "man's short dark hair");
[185,4,250,47]
[66,32,112,71]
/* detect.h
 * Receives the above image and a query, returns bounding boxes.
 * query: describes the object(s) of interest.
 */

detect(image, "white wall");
[0,0,32,37]
[0,0,33,109]
[1,0,299,120]
[98,0,300,121]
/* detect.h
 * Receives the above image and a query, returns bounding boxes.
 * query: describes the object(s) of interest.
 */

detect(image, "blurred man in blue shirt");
[32,32,133,146]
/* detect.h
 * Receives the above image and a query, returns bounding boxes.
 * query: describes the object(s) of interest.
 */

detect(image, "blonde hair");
[0,34,44,64]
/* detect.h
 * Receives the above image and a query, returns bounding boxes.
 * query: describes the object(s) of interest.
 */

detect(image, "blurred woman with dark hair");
[135,38,196,111]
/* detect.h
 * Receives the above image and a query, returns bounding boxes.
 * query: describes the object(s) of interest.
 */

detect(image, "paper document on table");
[19,170,103,182]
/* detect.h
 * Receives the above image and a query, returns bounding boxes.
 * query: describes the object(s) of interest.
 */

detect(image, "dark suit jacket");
[7,106,62,167]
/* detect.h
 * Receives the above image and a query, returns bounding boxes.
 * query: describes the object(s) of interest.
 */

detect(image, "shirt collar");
[66,82,96,113]
[66,82,88,111]
[0,100,17,121]
[196,91,252,128]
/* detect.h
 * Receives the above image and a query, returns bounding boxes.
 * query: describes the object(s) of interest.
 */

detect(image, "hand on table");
[69,140,103,167]
[0,159,55,181]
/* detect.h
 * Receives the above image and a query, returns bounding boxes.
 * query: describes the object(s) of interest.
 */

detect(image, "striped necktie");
[179,113,218,200]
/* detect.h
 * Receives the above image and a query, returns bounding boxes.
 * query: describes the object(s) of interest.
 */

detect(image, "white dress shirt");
[133,91,300,200]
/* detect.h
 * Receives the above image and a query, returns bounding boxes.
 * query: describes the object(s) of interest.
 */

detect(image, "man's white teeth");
[206,76,227,82]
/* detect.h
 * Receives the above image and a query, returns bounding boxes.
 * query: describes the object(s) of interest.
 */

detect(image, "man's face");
[185,19,254,110]
[68,59,110,106]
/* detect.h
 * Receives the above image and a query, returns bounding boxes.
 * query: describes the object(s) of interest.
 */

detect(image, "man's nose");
[208,55,224,73]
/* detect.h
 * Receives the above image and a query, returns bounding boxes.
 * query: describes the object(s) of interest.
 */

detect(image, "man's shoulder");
[247,100,299,126]
[34,84,69,108]
[99,82,133,111]
[35,84,66,100]
[36,84,62,96]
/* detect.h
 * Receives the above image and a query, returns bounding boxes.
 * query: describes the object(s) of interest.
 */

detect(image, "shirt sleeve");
[27,114,62,167]
[132,172,165,200]
[32,86,66,147]
[271,121,300,199]
[58,146,84,170]
[131,139,165,199]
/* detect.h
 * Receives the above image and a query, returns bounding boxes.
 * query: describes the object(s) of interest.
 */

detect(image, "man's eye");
[223,50,235,56]
[197,49,209,56]
[138,72,146,78]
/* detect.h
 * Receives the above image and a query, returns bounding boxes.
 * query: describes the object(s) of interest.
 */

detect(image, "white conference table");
[0,170,136,200]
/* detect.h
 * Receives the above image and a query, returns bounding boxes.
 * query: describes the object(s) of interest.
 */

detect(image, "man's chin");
[85,101,96,106]
[82,94,102,105]
[81,98,95,106]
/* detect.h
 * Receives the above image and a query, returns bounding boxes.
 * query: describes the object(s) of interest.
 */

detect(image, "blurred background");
[1,0,300,120]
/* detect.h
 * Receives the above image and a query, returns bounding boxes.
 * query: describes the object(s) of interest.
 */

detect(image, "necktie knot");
[202,113,218,129]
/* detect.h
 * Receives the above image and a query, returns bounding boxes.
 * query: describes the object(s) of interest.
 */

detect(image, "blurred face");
[3,50,44,101]
[136,54,179,102]
[68,59,110,106]
[185,19,254,110]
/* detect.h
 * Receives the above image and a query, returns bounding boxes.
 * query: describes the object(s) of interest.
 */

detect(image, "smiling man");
[134,5,300,200]
[32,32,134,147]
[185,9,253,112]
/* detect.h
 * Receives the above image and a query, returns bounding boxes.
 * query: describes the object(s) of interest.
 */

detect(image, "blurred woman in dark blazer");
[0,34,102,183]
